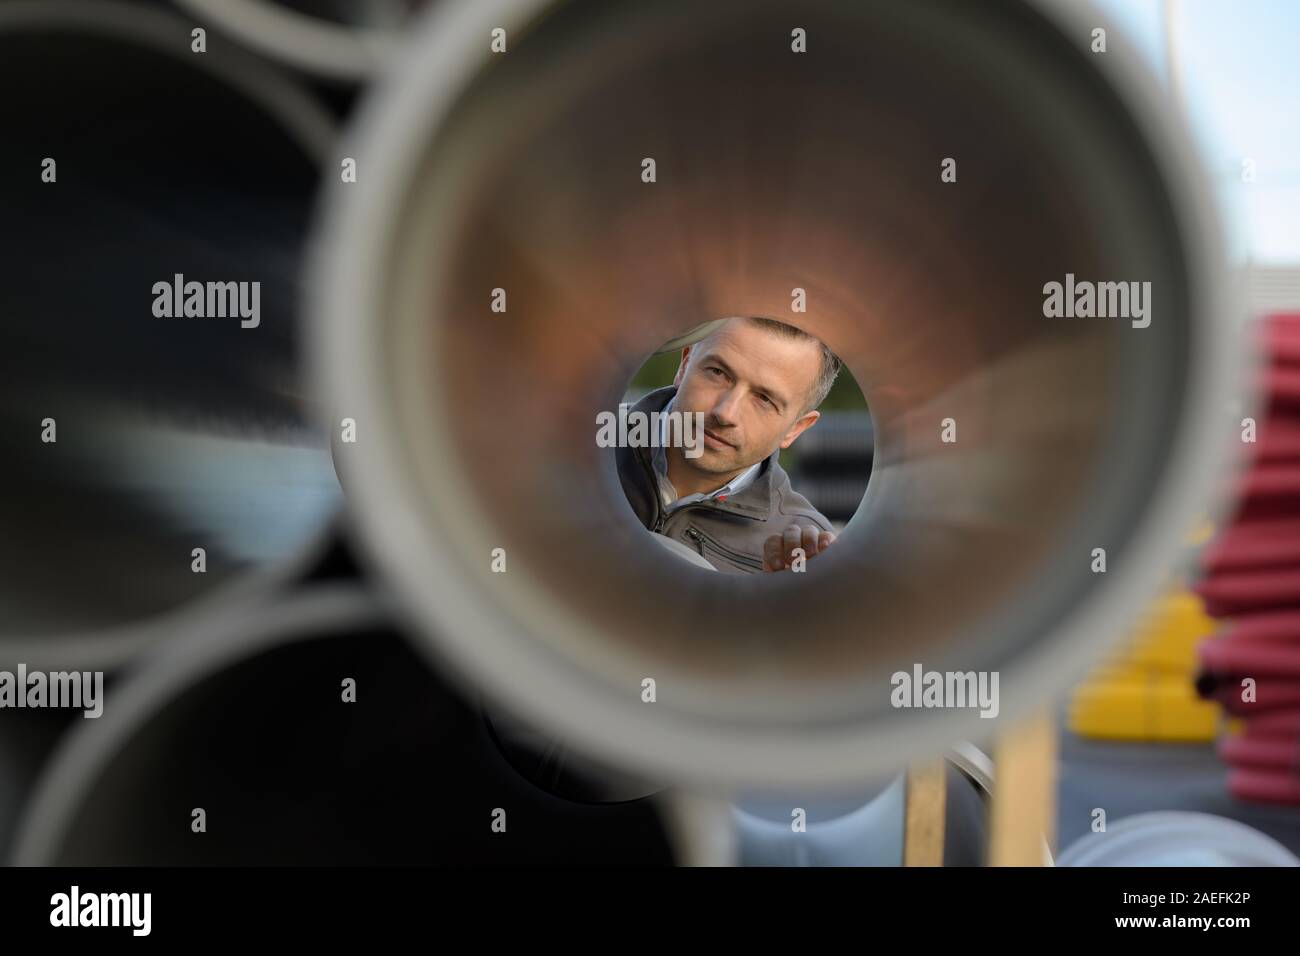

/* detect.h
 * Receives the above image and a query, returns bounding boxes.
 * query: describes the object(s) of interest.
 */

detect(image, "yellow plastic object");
[1068,676,1221,742]
[1069,591,1220,741]
[1095,593,1218,675]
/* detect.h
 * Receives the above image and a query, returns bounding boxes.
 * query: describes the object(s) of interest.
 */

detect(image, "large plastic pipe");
[0,1,341,666]
[173,0,425,81]
[11,587,703,865]
[0,710,74,862]
[313,0,1246,789]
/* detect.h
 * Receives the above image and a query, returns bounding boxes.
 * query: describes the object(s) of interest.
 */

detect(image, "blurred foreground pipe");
[173,0,427,81]
[0,710,76,863]
[730,758,990,867]
[11,587,706,865]
[313,0,1246,789]
[0,1,341,665]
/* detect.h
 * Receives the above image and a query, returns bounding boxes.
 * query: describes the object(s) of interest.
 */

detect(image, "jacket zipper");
[637,447,669,532]
[636,441,765,542]
[684,525,765,572]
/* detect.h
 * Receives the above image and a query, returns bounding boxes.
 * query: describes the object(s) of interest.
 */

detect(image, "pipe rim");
[311,0,1250,788]
[0,0,341,665]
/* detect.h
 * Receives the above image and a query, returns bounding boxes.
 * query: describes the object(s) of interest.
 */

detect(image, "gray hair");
[739,316,841,413]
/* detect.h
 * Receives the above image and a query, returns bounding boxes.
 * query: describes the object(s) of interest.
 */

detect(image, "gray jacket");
[615,386,833,573]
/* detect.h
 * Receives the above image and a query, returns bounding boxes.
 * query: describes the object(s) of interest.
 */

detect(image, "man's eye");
[706,366,723,377]
[757,394,774,408]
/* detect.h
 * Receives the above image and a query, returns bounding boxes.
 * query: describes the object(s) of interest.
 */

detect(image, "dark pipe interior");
[41,626,676,865]
[0,11,338,640]
[0,710,77,861]
[375,0,1196,739]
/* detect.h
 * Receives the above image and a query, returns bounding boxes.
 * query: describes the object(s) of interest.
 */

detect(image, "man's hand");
[762,524,835,571]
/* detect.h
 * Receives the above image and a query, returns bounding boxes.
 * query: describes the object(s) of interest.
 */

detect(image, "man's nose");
[711,387,743,425]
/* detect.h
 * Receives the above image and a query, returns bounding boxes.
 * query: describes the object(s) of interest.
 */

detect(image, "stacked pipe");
[0,0,697,867]
[0,0,341,666]
[0,0,1247,868]
[11,587,697,865]
[1195,313,1300,805]
[315,0,1239,790]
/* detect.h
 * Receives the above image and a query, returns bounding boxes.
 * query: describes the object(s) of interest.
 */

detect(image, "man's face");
[671,319,823,477]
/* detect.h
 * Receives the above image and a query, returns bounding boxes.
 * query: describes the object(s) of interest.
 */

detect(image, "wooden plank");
[903,758,947,867]
[990,710,1057,866]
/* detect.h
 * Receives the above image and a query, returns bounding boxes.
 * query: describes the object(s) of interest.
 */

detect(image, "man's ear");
[672,346,692,388]
[779,409,820,449]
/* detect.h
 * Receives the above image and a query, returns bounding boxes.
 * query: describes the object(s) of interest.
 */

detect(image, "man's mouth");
[702,428,734,450]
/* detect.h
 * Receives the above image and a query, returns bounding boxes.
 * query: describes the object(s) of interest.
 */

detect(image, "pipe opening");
[0,2,340,649]
[319,0,1235,784]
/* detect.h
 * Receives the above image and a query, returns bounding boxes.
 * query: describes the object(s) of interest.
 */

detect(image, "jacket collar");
[629,385,774,521]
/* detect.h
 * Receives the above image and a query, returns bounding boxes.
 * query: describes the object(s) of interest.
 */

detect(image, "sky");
[1092,0,1300,263]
